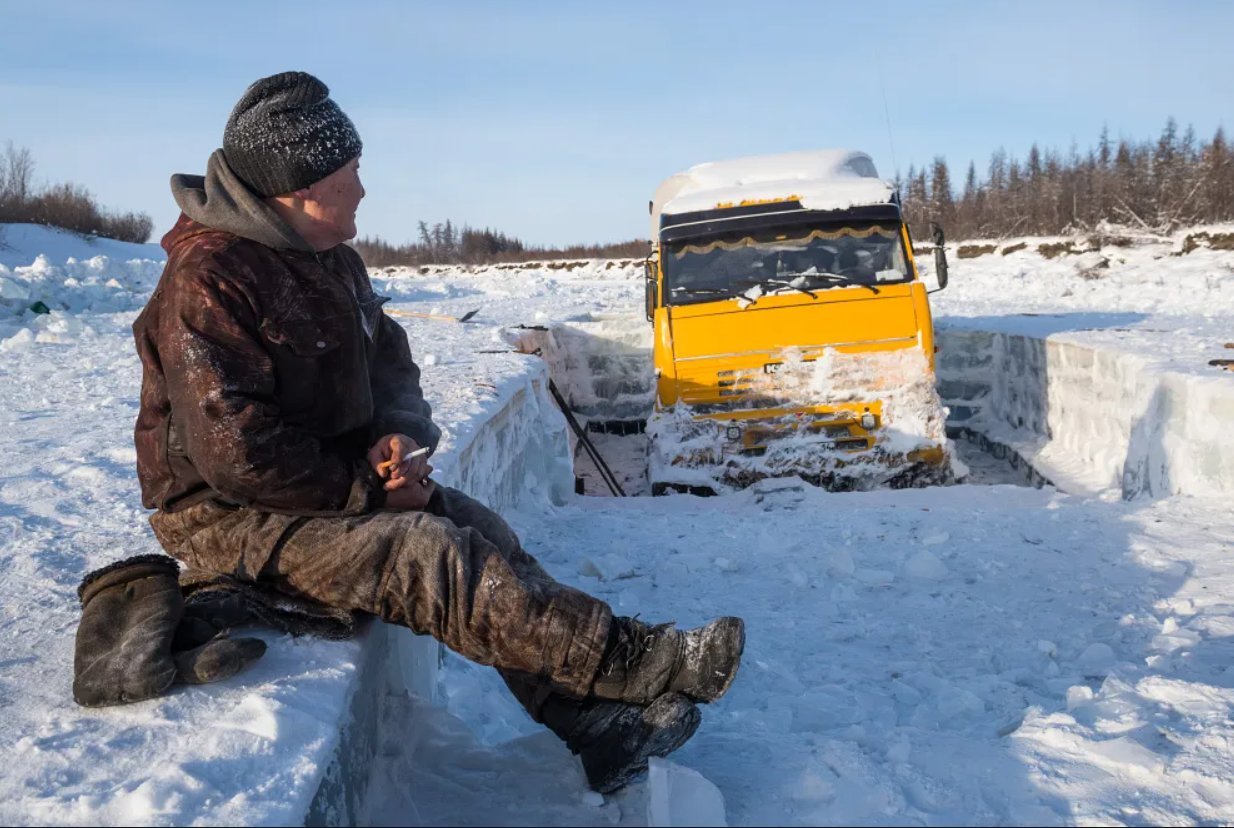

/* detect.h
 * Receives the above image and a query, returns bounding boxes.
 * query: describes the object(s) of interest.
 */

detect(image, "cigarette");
[379,445,432,476]
[400,446,431,463]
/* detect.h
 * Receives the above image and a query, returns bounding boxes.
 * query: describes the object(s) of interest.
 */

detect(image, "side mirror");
[929,222,949,291]
[644,260,658,321]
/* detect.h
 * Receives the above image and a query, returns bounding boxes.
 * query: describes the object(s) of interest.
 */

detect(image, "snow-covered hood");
[169,149,313,253]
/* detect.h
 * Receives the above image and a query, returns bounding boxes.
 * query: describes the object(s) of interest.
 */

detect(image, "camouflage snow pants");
[149,486,613,711]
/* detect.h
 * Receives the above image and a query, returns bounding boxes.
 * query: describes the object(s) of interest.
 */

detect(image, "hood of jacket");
[167,149,314,253]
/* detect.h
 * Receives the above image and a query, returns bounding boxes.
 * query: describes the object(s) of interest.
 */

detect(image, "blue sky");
[2,1,1231,247]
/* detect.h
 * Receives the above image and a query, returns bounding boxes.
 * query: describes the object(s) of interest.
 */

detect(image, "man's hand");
[384,476,437,512]
[368,433,433,492]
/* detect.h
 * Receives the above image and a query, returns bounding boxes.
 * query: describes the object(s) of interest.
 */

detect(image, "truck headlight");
[860,413,877,430]
[726,425,742,441]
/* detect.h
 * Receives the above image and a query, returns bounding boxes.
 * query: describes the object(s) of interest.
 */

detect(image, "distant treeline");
[363,120,1234,265]
[900,119,1234,240]
[354,220,648,267]
[0,143,154,244]
[8,120,1234,255]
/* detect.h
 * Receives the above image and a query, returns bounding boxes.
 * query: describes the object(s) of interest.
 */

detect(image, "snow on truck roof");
[651,149,895,239]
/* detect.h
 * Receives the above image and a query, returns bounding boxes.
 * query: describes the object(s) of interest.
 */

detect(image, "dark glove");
[73,555,266,707]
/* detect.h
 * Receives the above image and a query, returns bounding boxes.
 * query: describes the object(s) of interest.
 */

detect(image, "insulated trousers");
[149,487,613,706]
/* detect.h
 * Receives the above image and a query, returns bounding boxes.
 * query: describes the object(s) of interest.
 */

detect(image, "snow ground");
[373,483,1234,826]
[0,223,164,269]
[2,223,1234,825]
[929,231,1234,378]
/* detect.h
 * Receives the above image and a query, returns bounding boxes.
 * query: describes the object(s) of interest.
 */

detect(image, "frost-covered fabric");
[133,214,439,514]
[222,71,362,197]
[149,485,611,700]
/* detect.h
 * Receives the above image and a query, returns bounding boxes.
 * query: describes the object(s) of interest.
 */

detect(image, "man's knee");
[429,487,522,557]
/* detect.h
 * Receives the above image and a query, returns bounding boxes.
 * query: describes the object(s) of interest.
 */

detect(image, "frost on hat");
[222,71,363,198]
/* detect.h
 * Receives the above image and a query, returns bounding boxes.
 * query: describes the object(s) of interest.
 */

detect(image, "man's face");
[304,157,365,242]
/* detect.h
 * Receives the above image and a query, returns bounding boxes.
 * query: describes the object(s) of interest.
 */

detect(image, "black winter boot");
[542,692,701,794]
[591,616,745,705]
[74,555,183,706]
[73,555,267,707]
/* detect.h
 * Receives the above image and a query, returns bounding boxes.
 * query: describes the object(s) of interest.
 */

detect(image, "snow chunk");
[855,568,895,587]
[0,328,34,352]
[1077,643,1117,677]
[936,684,986,721]
[33,311,90,343]
[1066,684,1095,711]
[904,550,948,580]
[647,757,727,827]
[735,284,763,310]
[825,546,855,579]
[0,275,29,301]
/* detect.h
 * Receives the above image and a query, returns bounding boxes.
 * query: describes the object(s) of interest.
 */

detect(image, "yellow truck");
[644,149,955,495]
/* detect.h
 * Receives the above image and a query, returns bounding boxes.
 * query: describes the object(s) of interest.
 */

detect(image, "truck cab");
[645,149,955,494]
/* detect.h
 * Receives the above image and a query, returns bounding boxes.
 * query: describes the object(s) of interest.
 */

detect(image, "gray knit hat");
[222,71,362,198]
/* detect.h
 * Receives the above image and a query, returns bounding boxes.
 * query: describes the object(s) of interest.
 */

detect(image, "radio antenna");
[878,64,900,187]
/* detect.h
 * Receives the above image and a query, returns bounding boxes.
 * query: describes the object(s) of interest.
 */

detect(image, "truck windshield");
[664,223,910,306]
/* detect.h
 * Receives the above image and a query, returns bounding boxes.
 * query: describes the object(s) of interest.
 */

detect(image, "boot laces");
[601,617,665,676]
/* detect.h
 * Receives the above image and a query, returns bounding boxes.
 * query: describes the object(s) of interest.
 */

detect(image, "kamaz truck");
[644,149,955,495]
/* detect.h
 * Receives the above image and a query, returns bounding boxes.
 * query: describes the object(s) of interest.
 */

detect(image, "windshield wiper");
[763,279,817,299]
[805,273,881,295]
[744,274,878,298]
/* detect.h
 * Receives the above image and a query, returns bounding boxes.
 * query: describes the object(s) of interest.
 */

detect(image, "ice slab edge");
[937,329,1234,499]
[305,363,575,826]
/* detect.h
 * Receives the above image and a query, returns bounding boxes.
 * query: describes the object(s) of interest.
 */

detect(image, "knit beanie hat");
[222,71,363,198]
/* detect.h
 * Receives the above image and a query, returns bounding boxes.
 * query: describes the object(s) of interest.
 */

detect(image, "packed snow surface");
[3,223,1234,825]
[0,223,163,269]
[930,230,1234,378]
[374,482,1234,826]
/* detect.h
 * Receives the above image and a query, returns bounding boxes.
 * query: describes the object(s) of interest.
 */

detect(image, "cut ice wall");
[501,313,1234,500]
[306,361,575,825]
[937,328,1234,499]
[510,317,956,491]
[505,315,655,421]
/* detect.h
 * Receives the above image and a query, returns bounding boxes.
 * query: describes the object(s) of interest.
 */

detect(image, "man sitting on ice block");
[71,71,744,795]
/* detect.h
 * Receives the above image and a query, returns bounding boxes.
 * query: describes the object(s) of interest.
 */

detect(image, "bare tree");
[0,142,153,242]
[1,142,35,204]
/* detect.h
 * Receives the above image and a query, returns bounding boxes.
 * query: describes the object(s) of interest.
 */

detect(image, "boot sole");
[585,693,702,795]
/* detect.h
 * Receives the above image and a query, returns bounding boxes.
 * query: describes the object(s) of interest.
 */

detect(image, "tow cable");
[476,338,627,497]
[547,378,627,497]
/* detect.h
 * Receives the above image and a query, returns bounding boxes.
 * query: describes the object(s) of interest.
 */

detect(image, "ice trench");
[319,317,1234,825]
[508,314,1234,501]
[509,317,1045,496]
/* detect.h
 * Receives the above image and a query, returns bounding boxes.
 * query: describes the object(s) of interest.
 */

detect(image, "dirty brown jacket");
[133,150,440,516]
